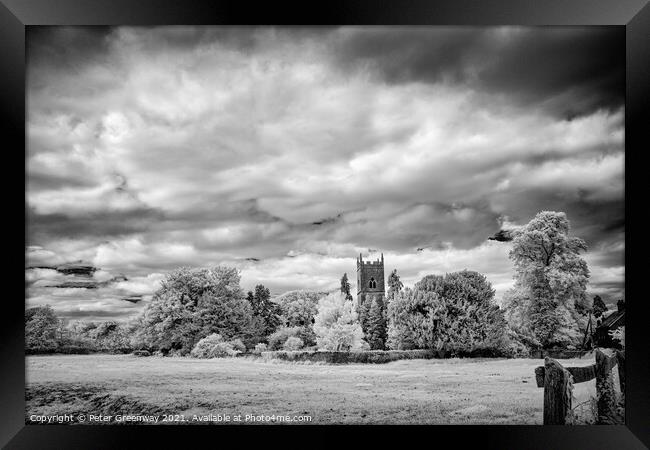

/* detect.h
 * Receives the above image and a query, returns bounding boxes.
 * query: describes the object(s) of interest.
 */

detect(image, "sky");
[26,26,625,322]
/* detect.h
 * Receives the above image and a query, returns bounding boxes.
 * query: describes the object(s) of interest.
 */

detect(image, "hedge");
[529,349,590,359]
[260,349,437,364]
[25,346,133,355]
[25,346,93,355]
[445,347,510,358]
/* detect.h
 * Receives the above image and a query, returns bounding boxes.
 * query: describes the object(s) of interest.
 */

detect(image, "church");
[356,253,385,307]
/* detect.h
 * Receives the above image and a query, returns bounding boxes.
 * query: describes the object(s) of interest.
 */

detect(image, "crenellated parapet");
[356,253,384,267]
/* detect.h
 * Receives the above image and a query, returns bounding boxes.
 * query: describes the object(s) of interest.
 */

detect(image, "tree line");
[25,211,623,356]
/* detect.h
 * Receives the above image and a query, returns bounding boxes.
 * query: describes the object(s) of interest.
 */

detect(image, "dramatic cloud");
[26,26,625,321]
[330,27,624,119]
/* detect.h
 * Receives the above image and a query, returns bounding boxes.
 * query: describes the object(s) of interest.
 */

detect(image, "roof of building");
[598,308,625,330]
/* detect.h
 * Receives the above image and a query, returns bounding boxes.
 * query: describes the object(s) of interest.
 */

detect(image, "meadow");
[25,353,613,425]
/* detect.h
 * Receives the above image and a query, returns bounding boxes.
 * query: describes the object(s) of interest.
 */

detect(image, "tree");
[313,292,364,351]
[68,320,98,335]
[90,321,130,352]
[283,336,304,351]
[340,273,353,302]
[503,211,590,349]
[387,269,404,301]
[357,296,373,338]
[429,271,495,307]
[190,334,241,358]
[502,286,542,349]
[247,284,282,339]
[431,271,506,352]
[274,290,324,327]
[592,295,607,319]
[126,315,148,351]
[64,320,98,350]
[267,326,316,350]
[25,305,60,351]
[139,266,253,354]
[387,287,439,350]
[388,271,508,354]
[366,296,387,350]
[273,290,325,347]
[250,285,270,315]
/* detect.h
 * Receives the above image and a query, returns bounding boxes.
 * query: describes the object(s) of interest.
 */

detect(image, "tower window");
[369,277,376,289]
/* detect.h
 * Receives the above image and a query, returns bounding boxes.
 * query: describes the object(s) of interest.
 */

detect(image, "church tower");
[356,253,385,307]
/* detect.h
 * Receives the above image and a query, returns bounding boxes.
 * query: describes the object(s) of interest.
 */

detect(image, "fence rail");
[534,348,625,424]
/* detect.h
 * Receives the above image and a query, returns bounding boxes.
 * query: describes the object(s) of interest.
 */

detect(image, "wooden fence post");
[616,350,625,395]
[543,357,574,425]
[535,366,545,388]
[595,348,617,424]
[534,349,624,425]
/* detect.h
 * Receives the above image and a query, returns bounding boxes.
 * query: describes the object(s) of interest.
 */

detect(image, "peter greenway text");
[28,413,313,424]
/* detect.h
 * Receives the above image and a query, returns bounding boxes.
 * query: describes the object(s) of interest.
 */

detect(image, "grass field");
[26,353,615,425]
